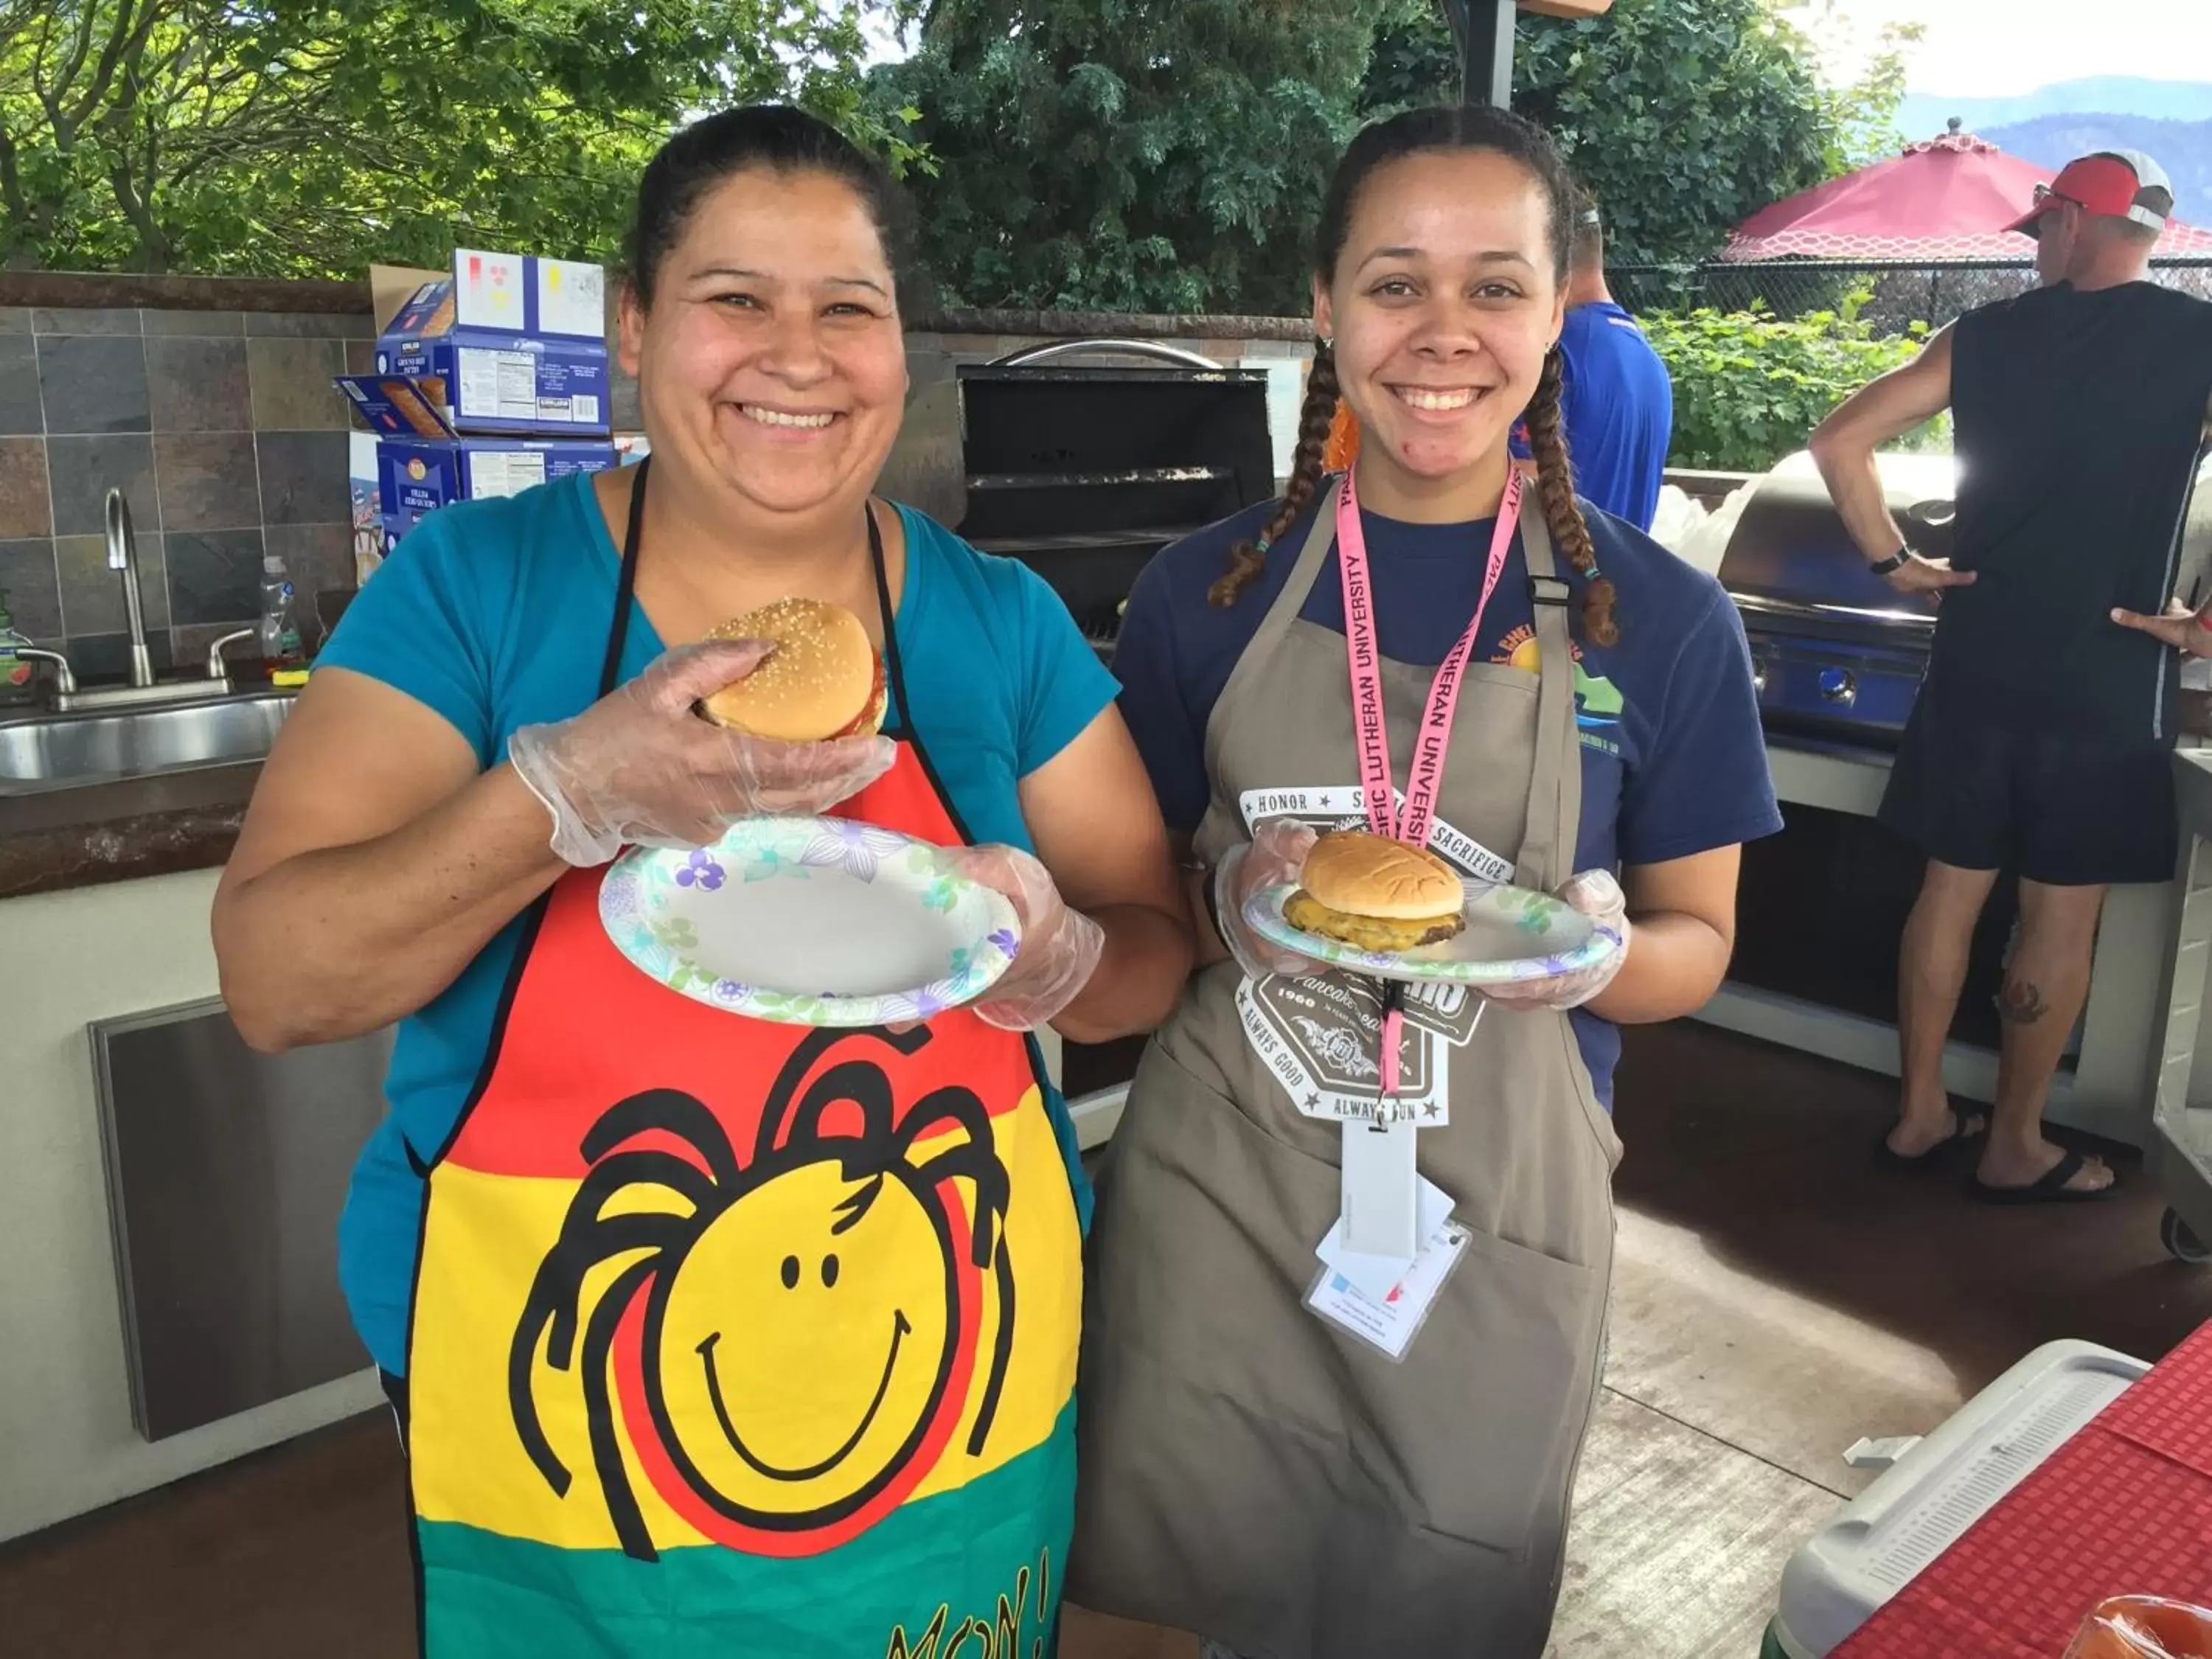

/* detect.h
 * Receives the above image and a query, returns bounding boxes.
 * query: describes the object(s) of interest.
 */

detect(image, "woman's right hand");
[1213,818,1330,981]
[507,638,899,867]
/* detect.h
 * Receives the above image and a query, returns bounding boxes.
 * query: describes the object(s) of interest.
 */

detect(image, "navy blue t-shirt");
[1113,487,1781,1105]
[1558,300,1674,531]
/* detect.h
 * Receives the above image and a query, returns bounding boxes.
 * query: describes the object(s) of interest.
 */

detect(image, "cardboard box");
[349,431,386,584]
[380,437,619,542]
[336,248,612,437]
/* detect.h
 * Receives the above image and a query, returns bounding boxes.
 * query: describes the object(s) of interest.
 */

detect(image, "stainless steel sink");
[0,694,293,793]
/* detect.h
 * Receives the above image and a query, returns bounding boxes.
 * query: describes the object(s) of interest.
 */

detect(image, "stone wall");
[0,276,371,676]
[1,271,1314,682]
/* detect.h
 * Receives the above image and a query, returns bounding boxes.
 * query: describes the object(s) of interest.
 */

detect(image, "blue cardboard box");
[336,248,611,437]
[380,437,619,543]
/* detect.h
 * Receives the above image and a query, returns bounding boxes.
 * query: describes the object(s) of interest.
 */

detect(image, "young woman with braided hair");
[1072,105,1778,1657]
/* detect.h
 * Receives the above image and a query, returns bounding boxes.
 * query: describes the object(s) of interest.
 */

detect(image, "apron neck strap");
[600,455,652,698]
[597,459,901,719]
[1250,478,1343,654]
[1514,504,1584,891]
[865,503,911,726]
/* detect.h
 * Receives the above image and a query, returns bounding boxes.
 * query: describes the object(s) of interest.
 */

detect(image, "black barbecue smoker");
[953,341,1280,663]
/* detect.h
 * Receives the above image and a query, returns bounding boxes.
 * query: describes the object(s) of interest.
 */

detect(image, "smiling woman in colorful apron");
[1073,107,1781,1658]
[211,107,1191,1657]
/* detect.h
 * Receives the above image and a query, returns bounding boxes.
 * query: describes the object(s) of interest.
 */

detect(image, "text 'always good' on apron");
[1072,478,1621,1659]
[401,459,1083,1659]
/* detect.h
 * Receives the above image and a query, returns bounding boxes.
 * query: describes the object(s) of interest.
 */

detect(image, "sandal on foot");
[1877,1106,1986,1170]
[1968,1148,2118,1206]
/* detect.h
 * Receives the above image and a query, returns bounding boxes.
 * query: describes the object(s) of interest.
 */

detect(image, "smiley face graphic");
[509,1026,1015,1562]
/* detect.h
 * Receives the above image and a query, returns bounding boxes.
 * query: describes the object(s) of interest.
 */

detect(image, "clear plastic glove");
[2068,1596,2212,1659]
[507,638,898,867]
[937,845,1105,1032]
[1481,869,1630,1013]
[1214,818,1329,982]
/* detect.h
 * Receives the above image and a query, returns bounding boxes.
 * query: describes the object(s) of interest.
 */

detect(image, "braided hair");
[1211,105,1616,647]
[1208,344,1338,607]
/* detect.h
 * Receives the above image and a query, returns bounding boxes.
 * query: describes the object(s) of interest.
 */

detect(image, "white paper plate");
[599,818,1020,1026]
[1244,882,1621,987]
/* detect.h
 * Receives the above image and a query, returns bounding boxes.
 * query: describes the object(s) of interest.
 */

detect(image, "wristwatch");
[1868,546,1912,577]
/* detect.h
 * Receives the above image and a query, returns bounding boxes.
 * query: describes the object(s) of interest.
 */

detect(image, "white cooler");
[1763,1340,2150,1659]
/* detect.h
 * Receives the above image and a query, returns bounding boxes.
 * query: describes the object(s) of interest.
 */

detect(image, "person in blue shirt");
[209,106,1189,1659]
[1555,198,1674,530]
[1071,105,1779,1658]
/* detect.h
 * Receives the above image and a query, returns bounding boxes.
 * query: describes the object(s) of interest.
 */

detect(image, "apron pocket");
[1091,1034,1605,1557]
[1370,1220,1604,1552]
[1093,1040,1610,1557]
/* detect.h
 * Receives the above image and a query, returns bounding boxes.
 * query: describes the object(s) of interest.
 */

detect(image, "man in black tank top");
[1810,149,2212,1204]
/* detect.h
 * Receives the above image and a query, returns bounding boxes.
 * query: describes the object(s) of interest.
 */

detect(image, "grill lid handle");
[989,338,1224,372]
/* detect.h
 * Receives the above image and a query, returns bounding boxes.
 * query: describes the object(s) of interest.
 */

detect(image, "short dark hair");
[626,105,920,313]
[1570,190,1604,270]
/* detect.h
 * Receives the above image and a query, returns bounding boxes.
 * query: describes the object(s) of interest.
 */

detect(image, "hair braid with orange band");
[1524,347,1618,646]
[1208,342,1340,608]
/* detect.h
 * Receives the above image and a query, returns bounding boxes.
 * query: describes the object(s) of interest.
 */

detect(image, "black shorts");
[1879,703,2178,887]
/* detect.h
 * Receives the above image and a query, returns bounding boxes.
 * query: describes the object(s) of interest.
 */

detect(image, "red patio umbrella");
[1722,125,2212,260]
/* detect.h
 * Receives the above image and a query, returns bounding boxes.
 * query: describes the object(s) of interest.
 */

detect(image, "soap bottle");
[0,587,32,707]
[259,556,304,671]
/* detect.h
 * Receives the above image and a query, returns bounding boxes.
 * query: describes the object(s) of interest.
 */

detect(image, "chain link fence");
[1613,257,2212,336]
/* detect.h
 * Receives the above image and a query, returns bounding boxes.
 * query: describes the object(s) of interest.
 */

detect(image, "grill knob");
[1818,667,1857,704]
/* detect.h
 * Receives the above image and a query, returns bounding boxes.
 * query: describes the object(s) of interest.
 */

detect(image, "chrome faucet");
[11,644,76,695]
[108,487,156,689]
[205,627,255,684]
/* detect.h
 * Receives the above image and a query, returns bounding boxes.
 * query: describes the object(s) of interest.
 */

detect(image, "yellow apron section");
[410,1090,1081,1552]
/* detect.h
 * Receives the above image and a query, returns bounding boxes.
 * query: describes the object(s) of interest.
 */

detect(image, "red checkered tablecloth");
[1833,1320,2212,1658]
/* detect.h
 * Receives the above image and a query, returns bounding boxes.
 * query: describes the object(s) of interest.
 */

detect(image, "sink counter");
[0,779,256,900]
[0,693,292,900]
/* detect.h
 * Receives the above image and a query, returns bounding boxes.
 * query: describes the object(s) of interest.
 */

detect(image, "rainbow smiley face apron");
[403,468,1082,1658]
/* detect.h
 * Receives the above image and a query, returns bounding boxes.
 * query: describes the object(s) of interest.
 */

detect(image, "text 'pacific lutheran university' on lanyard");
[1335,462,1520,1124]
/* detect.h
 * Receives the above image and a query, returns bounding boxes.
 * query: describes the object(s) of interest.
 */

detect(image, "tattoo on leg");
[1999,980,2049,1026]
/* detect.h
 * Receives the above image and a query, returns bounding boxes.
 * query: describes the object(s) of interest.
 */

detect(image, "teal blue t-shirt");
[319,470,1119,1376]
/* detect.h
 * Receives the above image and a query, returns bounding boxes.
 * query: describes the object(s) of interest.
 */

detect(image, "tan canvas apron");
[1071,481,1621,1659]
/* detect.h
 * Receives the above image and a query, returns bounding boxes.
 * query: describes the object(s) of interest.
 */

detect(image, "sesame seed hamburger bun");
[698,598,887,742]
[1284,830,1467,953]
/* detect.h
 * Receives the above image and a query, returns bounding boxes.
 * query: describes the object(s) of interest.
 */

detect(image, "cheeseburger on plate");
[698,597,886,742]
[1284,830,1467,953]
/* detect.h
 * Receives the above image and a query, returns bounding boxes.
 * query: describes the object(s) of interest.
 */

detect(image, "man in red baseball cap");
[1808,150,2212,1205]
[2007,148,2179,287]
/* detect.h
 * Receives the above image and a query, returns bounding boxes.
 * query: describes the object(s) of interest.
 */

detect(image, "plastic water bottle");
[259,556,303,669]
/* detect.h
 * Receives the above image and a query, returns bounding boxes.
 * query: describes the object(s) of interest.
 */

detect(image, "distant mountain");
[1899,79,2212,136]
[1981,114,2212,227]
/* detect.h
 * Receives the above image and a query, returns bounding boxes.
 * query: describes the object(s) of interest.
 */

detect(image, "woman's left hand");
[1481,869,1630,1013]
[940,844,1106,1032]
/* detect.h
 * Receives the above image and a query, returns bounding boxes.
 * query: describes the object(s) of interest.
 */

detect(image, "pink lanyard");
[1335,465,1523,1097]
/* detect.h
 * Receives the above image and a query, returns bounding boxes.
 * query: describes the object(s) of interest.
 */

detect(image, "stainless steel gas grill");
[883,339,1279,665]
[1716,451,1959,751]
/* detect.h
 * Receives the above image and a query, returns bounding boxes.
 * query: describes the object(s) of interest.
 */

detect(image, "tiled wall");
[0,305,371,684]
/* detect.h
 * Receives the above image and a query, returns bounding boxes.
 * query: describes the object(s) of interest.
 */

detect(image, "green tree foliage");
[1361,0,1870,266]
[1,0,898,275]
[870,0,1393,316]
[1644,298,1948,470]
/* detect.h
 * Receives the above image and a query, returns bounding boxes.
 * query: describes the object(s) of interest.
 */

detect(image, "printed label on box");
[455,249,526,330]
[457,347,540,422]
[470,451,549,499]
[536,259,606,338]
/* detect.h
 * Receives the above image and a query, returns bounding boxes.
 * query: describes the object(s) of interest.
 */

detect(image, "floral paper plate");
[599,817,1020,1027]
[1243,882,1621,988]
